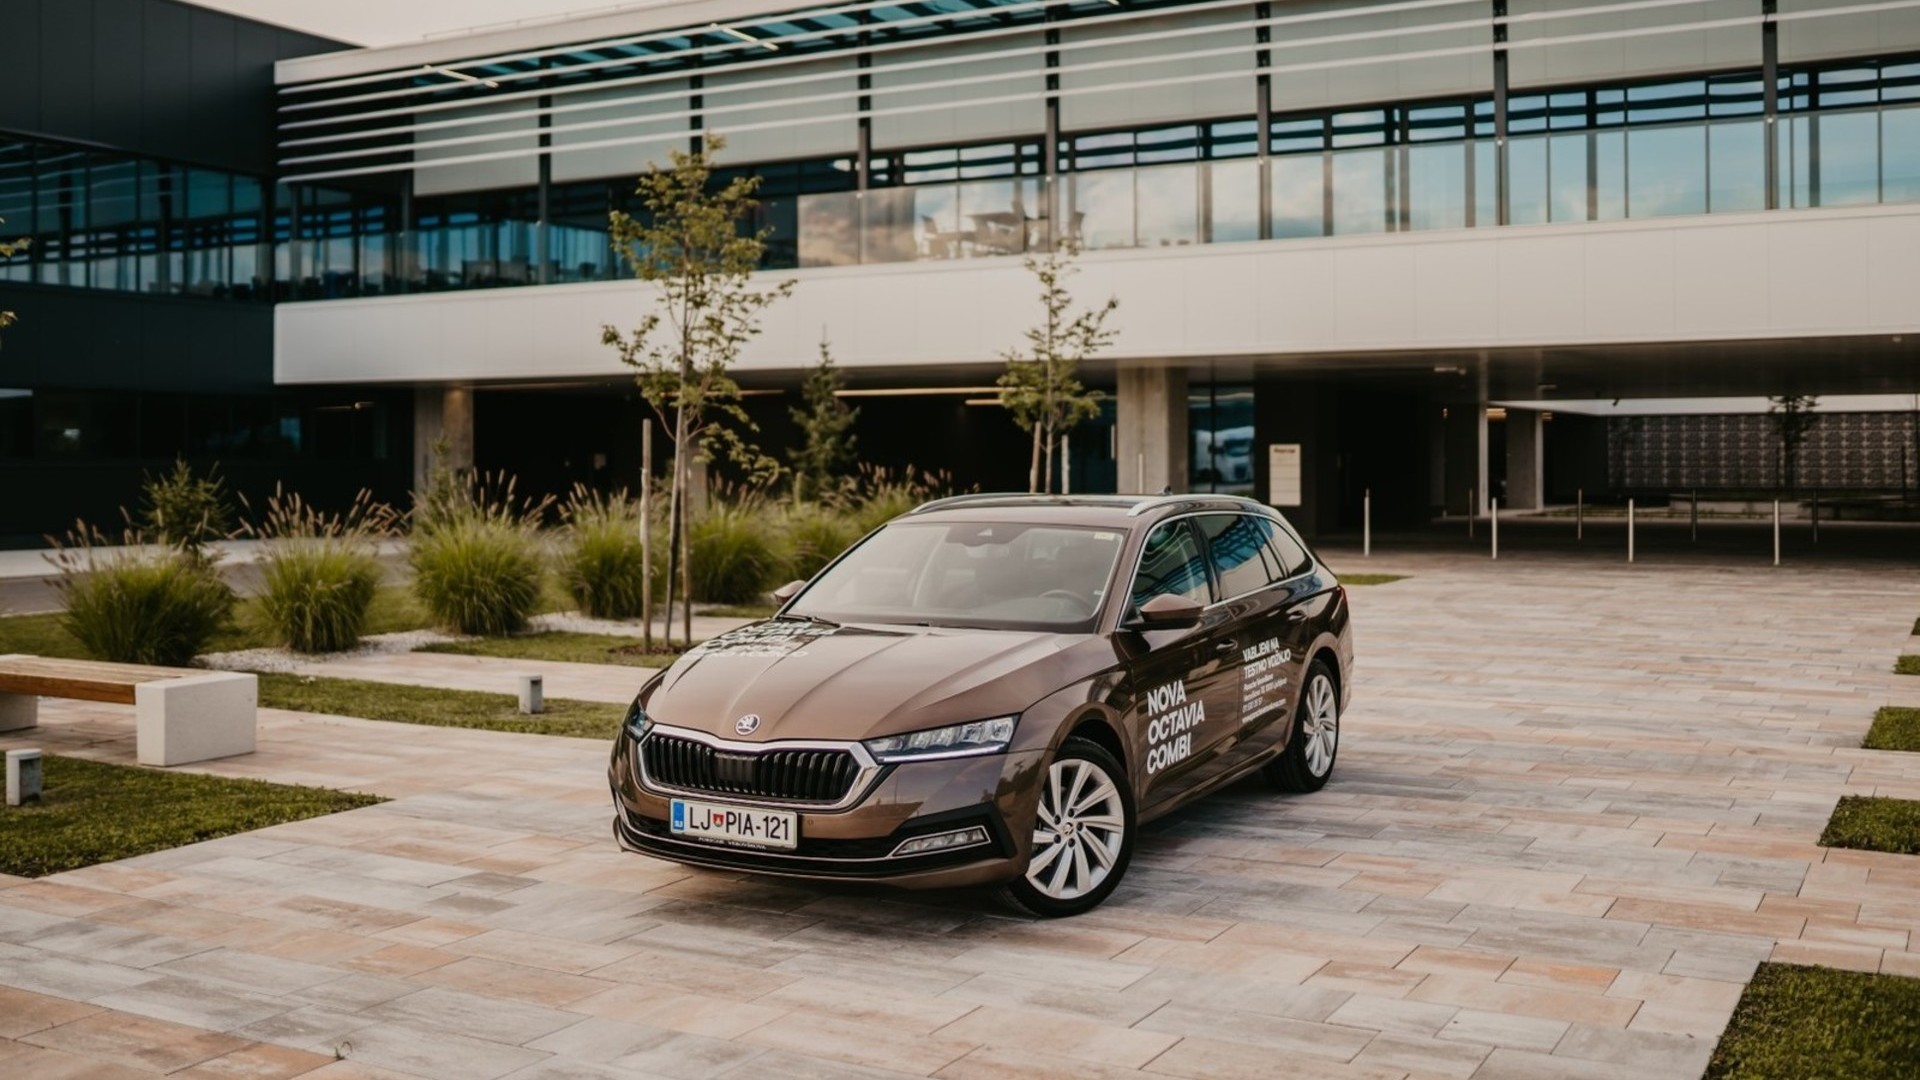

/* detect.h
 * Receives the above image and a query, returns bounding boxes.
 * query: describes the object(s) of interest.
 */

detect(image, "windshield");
[786,521,1125,632]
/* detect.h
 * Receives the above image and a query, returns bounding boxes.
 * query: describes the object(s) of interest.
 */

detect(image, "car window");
[1128,520,1212,614]
[1267,518,1313,578]
[1199,513,1285,598]
[787,521,1123,631]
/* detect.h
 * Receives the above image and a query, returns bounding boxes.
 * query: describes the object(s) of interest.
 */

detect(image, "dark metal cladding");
[641,733,860,804]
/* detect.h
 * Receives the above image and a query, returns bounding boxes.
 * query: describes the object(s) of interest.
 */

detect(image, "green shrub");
[247,489,395,653]
[561,486,651,619]
[411,516,545,635]
[1819,795,1920,855]
[51,540,235,666]
[406,471,551,636]
[1897,655,1920,676]
[138,458,233,556]
[782,504,863,581]
[690,501,789,604]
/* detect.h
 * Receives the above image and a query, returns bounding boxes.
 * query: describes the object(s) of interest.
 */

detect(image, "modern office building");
[4,0,1919,543]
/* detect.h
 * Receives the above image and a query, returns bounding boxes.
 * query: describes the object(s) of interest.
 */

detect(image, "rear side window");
[1267,518,1313,578]
[1198,513,1286,598]
[1129,521,1211,613]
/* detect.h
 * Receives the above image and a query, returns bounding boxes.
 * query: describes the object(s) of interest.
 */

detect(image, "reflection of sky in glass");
[1136,164,1197,248]
[1627,125,1707,218]
[1074,171,1134,250]
[1885,107,1920,202]
[1208,159,1260,243]
[1407,143,1466,230]
[1269,155,1323,238]
[1331,147,1389,234]
[1812,111,1879,206]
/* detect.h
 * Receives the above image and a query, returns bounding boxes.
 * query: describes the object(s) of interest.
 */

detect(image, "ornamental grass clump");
[409,472,550,636]
[781,503,862,581]
[690,493,789,604]
[560,485,652,620]
[49,526,235,667]
[245,488,396,653]
[848,464,959,533]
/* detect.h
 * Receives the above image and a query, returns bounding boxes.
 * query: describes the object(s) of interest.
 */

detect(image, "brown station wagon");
[609,493,1354,916]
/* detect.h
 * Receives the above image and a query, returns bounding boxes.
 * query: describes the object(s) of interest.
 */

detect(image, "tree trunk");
[1028,428,1042,494]
[640,419,653,653]
[679,457,694,647]
[667,403,689,649]
[1041,421,1055,494]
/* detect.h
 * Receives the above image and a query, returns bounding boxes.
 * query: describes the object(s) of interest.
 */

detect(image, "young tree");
[0,220,25,342]
[997,242,1117,493]
[1767,393,1821,493]
[788,337,859,504]
[602,134,794,647]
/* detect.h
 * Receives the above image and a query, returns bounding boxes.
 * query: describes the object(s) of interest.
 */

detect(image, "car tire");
[998,736,1135,918]
[1264,659,1340,794]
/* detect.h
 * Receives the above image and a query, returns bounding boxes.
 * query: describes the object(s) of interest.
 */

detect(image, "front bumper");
[608,730,1046,890]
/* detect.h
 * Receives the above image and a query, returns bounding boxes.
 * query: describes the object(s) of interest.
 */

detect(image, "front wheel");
[1264,659,1340,793]
[999,737,1135,918]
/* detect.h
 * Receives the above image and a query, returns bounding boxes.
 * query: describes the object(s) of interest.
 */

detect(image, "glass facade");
[0,387,395,464]
[0,137,271,300]
[12,56,1920,304]
[1190,384,1256,498]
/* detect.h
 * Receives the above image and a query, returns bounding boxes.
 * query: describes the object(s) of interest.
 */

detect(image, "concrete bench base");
[0,691,35,733]
[135,672,258,766]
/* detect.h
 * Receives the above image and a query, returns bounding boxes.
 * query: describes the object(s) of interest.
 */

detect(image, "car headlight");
[863,717,1016,763]
[623,697,650,740]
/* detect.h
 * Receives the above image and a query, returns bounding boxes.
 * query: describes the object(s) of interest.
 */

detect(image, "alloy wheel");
[1303,672,1338,777]
[1026,757,1126,901]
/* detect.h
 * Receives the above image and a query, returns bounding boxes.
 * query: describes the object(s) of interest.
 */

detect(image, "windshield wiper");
[774,612,839,628]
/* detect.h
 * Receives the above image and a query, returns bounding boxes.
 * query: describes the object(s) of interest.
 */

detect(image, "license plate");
[669,799,797,850]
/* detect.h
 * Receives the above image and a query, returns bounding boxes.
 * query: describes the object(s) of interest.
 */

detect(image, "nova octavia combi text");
[609,494,1354,916]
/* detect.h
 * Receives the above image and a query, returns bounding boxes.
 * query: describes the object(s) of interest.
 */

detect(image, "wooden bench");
[0,655,257,766]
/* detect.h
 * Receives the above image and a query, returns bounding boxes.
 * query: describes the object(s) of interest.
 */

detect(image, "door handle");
[1283,610,1307,624]
[1214,640,1239,657]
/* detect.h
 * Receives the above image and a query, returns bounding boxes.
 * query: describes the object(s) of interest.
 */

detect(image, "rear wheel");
[999,737,1134,917]
[1264,660,1340,793]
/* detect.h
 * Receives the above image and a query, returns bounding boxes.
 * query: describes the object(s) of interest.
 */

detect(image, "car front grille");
[640,732,863,805]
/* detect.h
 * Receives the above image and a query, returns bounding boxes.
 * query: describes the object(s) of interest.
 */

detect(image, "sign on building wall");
[1267,444,1302,507]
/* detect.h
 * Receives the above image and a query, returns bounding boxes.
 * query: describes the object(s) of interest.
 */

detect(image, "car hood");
[644,620,1101,742]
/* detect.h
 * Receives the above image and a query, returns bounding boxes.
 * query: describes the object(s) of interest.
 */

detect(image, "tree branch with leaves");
[789,336,859,504]
[1767,393,1821,494]
[0,217,26,342]
[601,133,795,646]
[997,242,1117,493]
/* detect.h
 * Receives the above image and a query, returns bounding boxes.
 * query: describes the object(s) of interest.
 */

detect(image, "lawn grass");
[0,755,382,878]
[416,630,678,668]
[1340,574,1407,586]
[1897,655,1920,676]
[1864,707,1920,752]
[1704,962,1920,1080]
[1818,795,1920,856]
[257,671,629,740]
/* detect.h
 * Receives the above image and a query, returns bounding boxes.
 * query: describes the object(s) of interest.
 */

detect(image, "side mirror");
[1127,593,1203,631]
[770,579,808,604]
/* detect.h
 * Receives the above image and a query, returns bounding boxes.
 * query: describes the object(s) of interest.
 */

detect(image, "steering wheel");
[1040,589,1095,617]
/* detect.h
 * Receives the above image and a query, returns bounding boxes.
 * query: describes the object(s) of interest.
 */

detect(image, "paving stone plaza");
[3,550,1916,1080]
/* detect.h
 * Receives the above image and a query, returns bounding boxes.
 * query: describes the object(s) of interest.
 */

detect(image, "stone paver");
[2,552,1917,1078]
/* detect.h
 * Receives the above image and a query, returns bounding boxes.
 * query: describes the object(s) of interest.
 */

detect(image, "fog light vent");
[890,826,989,858]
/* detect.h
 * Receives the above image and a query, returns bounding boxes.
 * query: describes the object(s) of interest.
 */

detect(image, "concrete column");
[1442,403,1488,517]
[1116,366,1189,494]
[1505,409,1544,510]
[413,385,475,491]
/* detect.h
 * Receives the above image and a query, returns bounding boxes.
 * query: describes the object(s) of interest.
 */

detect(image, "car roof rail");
[1124,492,1268,516]
[907,492,1033,515]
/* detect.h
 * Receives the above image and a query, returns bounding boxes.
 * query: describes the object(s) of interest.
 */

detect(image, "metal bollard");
[1363,489,1372,559]
[1491,497,1499,560]
[1690,488,1698,543]
[1811,490,1819,544]
[1628,499,1636,563]
[1773,500,1781,566]
[1576,488,1583,540]
[1468,487,1475,539]
[518,674,545,715]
